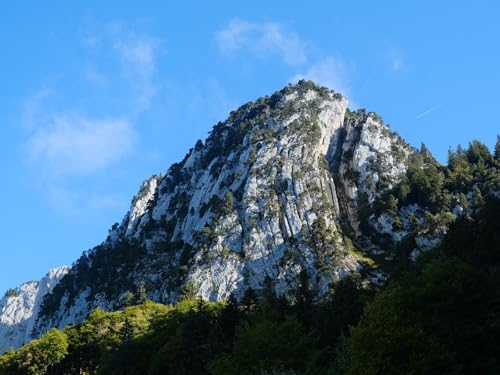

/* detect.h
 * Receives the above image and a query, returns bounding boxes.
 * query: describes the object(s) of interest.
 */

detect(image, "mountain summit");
[0,81,460,352]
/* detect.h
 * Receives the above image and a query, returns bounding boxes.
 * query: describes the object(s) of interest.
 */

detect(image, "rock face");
[0,81,437,351]
[0,266,70,353]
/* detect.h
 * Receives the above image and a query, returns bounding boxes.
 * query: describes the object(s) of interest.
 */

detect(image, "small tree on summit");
[494,135,500,160]
[222,191,234,215]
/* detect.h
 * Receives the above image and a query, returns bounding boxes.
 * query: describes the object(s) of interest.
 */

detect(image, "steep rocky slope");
[1,81,455,351]
[0,267,70,354]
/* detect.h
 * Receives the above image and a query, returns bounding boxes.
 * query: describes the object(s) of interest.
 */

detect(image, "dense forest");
[1,138,499,375]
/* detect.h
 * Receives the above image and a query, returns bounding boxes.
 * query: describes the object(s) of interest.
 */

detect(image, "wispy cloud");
[114,35,159,112]
[415,105,441,119]
[81,22,163,113]
[215,18,307,65]
[292,56,351,99]
[19,21,163,216]
[26,115,136,177]
[114,36,157,76]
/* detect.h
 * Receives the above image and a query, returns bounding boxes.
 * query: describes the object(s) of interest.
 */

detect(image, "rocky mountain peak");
[1,81,438,351]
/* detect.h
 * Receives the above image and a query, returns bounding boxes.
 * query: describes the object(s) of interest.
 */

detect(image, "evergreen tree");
[120,318,134,344]
[295,269,313,327]
[241,288,258,311]
[495,135,500,160]
[134,284,148,305]
[471,186,485,211]
[222,191,234,215]
[179,281,198,301]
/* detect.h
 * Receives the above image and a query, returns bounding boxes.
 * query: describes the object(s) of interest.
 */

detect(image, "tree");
[241,288,258,311]
[120,318,134,344]
[386,194,399,217]
[467,140,492,165]
[471,186,485,211]
[217,294,240,344]
[134,283,148,305]
[345,289,461,375]
[210,315,318,375]
[295,269,313,327]
[0,349,17,375]
[122,291,135,307]
[419,142,430,157]
[495,135,500,160]
[179,281,198,301]
[222,191,234,215]
[15,329,68,375]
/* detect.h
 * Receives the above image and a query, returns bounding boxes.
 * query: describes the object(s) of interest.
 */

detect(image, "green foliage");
[211,315,318,374]
[1,280,373,375]
[4,289,17,298]
[179,281,198,301]
[495,135,500,160]
[362,137,500,251]
[308,219,344,271]
[338,198,500,374]
[199,193,233,219]
[222,191,234,215]
[0,329,68,375]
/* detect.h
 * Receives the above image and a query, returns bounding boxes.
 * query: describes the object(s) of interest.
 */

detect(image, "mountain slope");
[0,267,70,354]
[1,81,463,351]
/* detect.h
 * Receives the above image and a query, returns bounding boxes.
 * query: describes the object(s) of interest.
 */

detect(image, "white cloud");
[80,22,162,112]
[292,56,351,98]
[113,34,160,112]
[26,115,136,177]
[114,36,157,76]
[215,18,307,65]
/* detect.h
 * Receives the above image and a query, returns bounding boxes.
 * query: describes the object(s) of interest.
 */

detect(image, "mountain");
[0,80,493,353]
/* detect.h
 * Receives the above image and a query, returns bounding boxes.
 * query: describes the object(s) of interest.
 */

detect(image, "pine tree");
[134,283,148,304]
[387,194,399,217]
[494,135,500,160]
[262,275,276,303]
[222,191,234,215]
[471,186,485,211]
[241,287,257,311]
[120,317,134,344]
[295,269,313,327]
[419,142,430,157]
[123,291,135,307]
[180,281,198,301]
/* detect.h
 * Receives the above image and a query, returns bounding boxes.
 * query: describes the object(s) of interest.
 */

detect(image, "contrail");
[415,105,441,119]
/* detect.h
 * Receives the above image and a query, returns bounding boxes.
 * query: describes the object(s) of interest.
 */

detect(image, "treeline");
[0,274,372,374]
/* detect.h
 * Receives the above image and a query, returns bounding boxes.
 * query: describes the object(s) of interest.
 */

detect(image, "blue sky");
[1,1,499,292]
